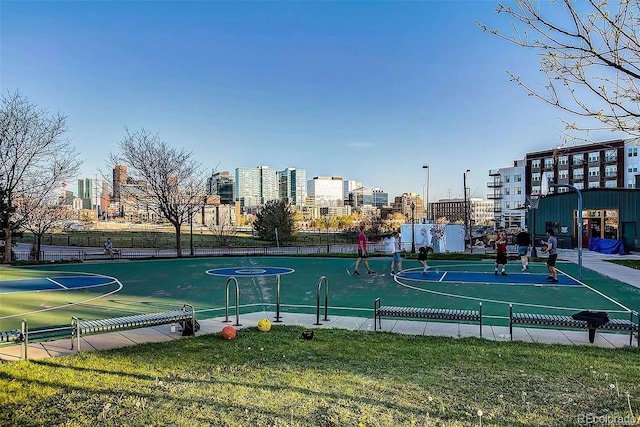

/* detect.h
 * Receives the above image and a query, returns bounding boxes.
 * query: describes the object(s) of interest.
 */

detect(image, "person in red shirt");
[353,225,375,275]
[494,230,508,276]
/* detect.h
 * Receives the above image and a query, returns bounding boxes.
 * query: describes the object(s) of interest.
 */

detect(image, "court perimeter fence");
[8,242,429,262]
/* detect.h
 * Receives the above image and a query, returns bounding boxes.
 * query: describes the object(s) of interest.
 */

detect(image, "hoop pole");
[274,274,282,322]
[527,195,540,258]
[549,184,583,280]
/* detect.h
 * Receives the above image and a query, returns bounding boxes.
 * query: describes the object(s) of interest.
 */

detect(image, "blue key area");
[397,270,580,287]
[0,276,116,293]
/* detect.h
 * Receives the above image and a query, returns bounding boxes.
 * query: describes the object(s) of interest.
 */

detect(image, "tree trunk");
[175,224,182,257]
[36,234,42,261]
[3,227,11,264]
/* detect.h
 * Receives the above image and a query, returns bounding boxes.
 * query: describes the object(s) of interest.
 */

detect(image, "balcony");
[487,180,502,188]
[605,171,617,178]
[604,156,617,163]
[487,193,503,200]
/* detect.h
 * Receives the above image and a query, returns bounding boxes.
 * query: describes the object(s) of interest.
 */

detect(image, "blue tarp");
[588,237,629,255]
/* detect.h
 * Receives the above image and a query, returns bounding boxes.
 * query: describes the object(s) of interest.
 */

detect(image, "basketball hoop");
[526,194,542,258]
[526,194,541,210]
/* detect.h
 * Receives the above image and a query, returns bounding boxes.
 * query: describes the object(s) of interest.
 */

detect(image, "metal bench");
[374,298,483,337]
[1,322,75,360]
[71,304,196,351]
[509,304,638,346]
[0,305,196,360]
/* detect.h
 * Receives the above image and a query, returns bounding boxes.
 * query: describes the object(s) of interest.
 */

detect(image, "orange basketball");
[221,325,237,340]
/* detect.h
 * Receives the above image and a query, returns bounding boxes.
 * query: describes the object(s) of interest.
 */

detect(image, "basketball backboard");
[540,171,553,196]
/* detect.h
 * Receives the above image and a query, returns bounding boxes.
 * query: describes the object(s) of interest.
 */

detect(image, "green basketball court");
[1,256,639,331]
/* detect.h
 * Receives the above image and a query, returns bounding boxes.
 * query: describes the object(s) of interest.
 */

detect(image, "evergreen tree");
[253,200,297,244]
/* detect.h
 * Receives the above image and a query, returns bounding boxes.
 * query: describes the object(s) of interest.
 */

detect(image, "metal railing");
[10,242,391,262]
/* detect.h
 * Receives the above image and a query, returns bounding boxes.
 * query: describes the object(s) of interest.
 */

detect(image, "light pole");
[189,204,194,257]
[410,202,416,253]
[463,169,470,252]
[422,164,430,221]
[549,183,583,280]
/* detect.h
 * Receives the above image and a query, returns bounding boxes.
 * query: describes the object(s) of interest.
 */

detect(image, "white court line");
[0,272,123,320]
[393,270,631,314]
[557,267,631,312]
[46,277,68,289]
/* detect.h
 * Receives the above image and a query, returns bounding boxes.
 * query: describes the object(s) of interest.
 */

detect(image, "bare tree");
[109,128,207,257]
[479,0,640,142]
[18,196,71,261]
[0,91,81,263]
[207,222,236,247]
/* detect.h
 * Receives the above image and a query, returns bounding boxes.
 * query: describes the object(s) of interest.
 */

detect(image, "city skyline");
[2,1,622,202]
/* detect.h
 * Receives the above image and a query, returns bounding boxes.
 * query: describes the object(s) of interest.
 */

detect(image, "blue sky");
[0,1,595,202]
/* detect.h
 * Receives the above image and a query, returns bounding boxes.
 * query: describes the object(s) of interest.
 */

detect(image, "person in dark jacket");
[515,227,531,271]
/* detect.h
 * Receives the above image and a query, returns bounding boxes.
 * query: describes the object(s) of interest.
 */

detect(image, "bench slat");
[375,301,482,336]
[510,309,638,347]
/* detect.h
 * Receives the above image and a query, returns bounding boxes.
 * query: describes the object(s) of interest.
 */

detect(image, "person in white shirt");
[384,231,403,275]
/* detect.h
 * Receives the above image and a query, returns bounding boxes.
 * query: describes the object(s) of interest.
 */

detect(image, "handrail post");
[479,302,483,338]
[632,310,637,347]
[71,317,79,350]
[183,303,196,336]
[509,304,513,340]
[21,319,28,360]
[224,277,242,326]
[274,275,282,322]
[314,276,329,325]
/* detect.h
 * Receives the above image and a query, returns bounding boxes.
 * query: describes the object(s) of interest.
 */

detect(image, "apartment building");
[524,139,632,194]
[488,160,527,229]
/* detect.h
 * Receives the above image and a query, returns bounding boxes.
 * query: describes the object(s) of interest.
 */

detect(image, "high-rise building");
[235,166,278,209]
[207,171,234,205]
[113,165,127,202]
[278,168,306,207]
[343,180,362,198]
[77,178,99,211]
[391,193,424,220]
[349,187,389,209]
[307,176,344,207]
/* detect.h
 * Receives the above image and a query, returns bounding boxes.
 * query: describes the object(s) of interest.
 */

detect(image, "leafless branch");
[479,0,640,138]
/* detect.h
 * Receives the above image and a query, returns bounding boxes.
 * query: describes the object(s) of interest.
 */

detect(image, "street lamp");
[422,164,430,221]
[463,169,470,252]
[410,202,416,253]
[189,204,194,257]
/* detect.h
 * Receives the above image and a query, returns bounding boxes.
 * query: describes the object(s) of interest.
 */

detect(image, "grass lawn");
[607,259,640,270]
[1,326,639,426]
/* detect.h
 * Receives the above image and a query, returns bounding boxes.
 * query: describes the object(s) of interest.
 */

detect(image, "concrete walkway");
[557,248,640,289]
[1,248,638,362]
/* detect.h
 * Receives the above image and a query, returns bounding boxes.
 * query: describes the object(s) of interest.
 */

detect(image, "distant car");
[66,223,85,231]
